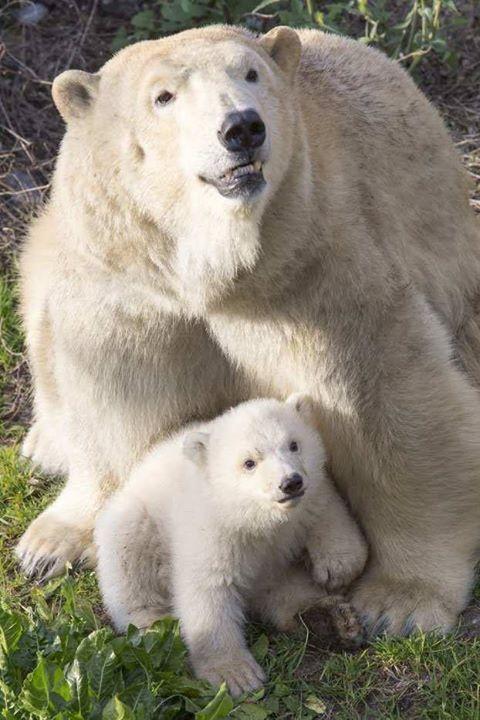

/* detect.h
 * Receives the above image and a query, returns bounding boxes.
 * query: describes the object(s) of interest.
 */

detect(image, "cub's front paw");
[311,541,368,592]
[127,607,167,631]
[16,511,95,581]
[192,649,265,697]
[352,574,457,636]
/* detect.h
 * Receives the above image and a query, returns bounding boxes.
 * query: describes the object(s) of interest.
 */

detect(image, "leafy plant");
[0,576,267,719]
[112,0,465,70]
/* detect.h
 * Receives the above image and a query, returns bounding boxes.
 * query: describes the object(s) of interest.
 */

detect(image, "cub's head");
[183,394,326,531]
[52,25,300,216]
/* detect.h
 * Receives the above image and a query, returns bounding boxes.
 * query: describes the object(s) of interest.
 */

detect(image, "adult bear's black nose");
[279,473,303,495]
[218,109,266,152]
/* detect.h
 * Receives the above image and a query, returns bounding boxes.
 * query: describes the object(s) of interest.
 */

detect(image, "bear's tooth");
[253,160,262,172]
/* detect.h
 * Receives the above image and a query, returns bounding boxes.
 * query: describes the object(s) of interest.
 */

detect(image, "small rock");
[16,3,48,26]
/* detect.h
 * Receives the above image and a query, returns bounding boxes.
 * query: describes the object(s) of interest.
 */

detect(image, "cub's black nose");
[218,109,266,152]
[279,473,303,495]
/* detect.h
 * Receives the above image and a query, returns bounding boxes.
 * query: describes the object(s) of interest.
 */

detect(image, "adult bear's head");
[51,26,302,310]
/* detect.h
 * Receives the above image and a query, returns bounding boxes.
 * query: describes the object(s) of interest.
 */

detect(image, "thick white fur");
[95,396,367,695]
[18,25,480,634]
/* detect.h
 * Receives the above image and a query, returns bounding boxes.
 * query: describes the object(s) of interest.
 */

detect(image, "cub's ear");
[52,70,100,122]
[259,26,301,80]
[183,431,209,466]
[287,393,315,422]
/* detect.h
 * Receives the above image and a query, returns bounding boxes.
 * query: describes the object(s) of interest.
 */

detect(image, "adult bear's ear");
[287,393,315,423]
[52,70,100,122]
[183,431,209,466]
[259,26,301,80]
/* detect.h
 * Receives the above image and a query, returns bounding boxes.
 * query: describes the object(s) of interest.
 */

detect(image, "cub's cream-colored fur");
[95,395,367,695]
[18,25,480,634]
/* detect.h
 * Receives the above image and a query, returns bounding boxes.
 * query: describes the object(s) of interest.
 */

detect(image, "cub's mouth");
[277,489,305,505]
[200,159,265,199]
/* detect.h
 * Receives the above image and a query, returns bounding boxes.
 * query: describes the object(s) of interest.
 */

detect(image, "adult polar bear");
[17,25,480,635]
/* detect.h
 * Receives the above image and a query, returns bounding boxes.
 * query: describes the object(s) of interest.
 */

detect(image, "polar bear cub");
[95,394,367,695]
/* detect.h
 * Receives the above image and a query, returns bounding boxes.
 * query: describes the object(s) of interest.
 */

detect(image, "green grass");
[1,207,480,720]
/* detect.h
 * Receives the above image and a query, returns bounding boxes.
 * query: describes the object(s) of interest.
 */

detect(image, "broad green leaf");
[0,607,23,654]
[20,657,72,716]
[75,629,114,664]
[102,695,135,720]
[234,703,269,719]
[304,695,327,715]
[131,10,155,31]
[195,683,234,720]
[263,696,279,715]
[66,657,90,717]
[88,647,119,700]
[284,694,301,712]
[250,635,269,662]
[271,681,290,697]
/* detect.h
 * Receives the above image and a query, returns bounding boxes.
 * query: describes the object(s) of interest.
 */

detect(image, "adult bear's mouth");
[200,158,266,199]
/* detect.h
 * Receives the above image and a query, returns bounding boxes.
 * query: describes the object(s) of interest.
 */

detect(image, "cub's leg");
[305,475,368,591]
[95,494,171,632]
[173,551,265,697]
[251,564,363,645]
[250,563,327,632]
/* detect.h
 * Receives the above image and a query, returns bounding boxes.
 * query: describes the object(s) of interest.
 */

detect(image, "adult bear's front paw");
[15,511,95,581]
[21,422,67,475]
[192,649,265,697]
[351,574,457,636]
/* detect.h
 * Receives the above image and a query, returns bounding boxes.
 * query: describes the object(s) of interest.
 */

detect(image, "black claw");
[35,558,57,583]
[370,613,390,637]
[72,557,85,573]
[400,614,417,636]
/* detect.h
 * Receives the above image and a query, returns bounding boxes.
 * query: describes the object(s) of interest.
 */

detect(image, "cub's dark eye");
[289,441,298,452]
[245,69,258,83]
[156,91,175,106]
[244,459,256,470]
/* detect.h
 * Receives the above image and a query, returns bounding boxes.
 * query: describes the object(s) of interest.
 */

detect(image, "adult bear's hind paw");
[351,575,457,637]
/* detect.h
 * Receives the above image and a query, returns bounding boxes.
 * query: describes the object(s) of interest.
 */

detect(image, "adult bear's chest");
[206,308,351,412]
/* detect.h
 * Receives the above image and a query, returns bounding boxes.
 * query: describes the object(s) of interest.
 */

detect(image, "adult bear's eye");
[244,459,256,470]
[289,441,298,452]
[155,90,175,106]
[245,69,258,83]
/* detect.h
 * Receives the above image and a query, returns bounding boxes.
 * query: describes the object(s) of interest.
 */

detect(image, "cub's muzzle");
[278,472,305,503]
